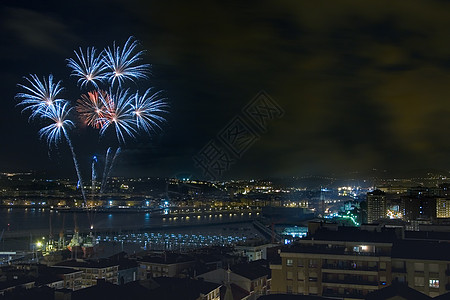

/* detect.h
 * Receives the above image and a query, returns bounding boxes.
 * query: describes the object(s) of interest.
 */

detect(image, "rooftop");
[70,280,149,300]
[151,277,221,300]
[231,260,270,280]
[303,227,398,244]
[54,259,119,269]
[138,252,194,265]
[392,240,450,261]
[366,282,431,300]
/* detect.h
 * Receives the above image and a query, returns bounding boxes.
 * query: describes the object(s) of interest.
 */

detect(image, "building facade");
[53,260,119,288]
[270,228,450,299]
[436,198,450,218]
[367,190,386,223]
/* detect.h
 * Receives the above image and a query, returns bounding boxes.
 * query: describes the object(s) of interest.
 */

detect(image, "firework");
[91,155,98,193]
[76,90,107,128]
[100,147,121,193]
[39,102,86,202]
[99,88,136,144]
[131,89,168,134]
[38,102,74,146]
[103,36,150,86]
[16,36,168,208]
[16,74,66,120]
[67,47,107,89]
[101,147,113,192]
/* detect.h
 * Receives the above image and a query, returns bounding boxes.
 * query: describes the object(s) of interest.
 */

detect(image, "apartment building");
[137,252,195,278]
[53,259,119,288]
[270,227,450,299]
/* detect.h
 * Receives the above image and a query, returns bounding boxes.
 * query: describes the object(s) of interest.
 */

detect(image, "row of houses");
[0,245,274,300]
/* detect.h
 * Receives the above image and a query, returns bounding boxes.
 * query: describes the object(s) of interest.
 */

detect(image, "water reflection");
[0,208,257,233]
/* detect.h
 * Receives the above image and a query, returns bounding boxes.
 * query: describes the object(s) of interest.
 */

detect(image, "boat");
[81,232,99,258]
[67,231,83,256]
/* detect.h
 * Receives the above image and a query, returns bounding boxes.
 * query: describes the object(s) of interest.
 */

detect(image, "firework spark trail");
[132,88,168,134]
[106,147,121,184]
[100,147,121,193]
[65,131,87,203]
[16,74,66,120]
[67,47,107,89]
[91,155,98,193]
[110,147,121,173]
[38,103,86,203]
[103,36,150,87]
[101,147,113,193]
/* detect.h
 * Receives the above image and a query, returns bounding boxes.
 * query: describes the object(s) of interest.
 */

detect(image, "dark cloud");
[2,0,450,179]
[4,7,78,54]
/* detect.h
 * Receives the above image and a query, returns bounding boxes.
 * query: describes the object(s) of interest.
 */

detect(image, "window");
[287,285,293,294]
[309,259,317,268]
[298,259,304,267]
[286,259,293,267]
[287,271,293,280]
[380,262,386,270]
[298,271,305,280]
[429,279,440,289]
[414,277,424,287]
[414,263,424,272]
[429,264,439,273]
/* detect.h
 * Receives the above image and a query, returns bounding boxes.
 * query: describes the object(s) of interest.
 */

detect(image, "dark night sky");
[2,0,450,180]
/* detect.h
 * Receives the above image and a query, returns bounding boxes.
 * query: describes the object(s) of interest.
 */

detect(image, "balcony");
[322,264,378,272]
[322,277,379,287]
[392,267,406,273]
[287,244,391,257]
[322,291,365,299]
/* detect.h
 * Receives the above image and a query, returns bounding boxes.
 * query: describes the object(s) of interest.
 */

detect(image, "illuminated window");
[286,259,293,266]
[429,279,440,288]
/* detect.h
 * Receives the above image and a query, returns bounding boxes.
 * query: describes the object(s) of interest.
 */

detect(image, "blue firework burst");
[67,47,107,89]
[99,88,136,144]
[103,36,150,87]
[16,74,66,120]
[131,88,168,134]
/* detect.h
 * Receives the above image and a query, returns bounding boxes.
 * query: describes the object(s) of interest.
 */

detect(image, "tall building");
[367,190,387,223]
[401,197,437,221]
[436,198,450,218]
